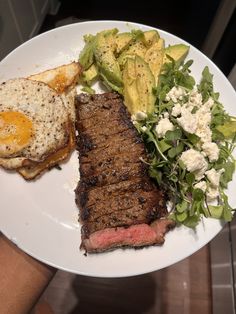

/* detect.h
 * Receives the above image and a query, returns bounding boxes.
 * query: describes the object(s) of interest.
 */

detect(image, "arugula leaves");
[136,59,236,228]
[155,58,195,116]
[198,66,213,101]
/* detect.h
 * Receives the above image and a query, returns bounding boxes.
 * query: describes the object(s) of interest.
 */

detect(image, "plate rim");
[0,19,235,278]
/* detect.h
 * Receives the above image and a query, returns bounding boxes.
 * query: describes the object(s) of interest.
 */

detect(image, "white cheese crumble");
[205,168,225,200]
[197,105,212,124]
[195,125,212,144]
[205,168,224,187]
[171,103,182,117]
[180,149,208,180]
[163,112,169,119]
[155,118,174,138]
[207,186,219,201]
[169,91,213,144]
[166,86,186,103]
[195,101,212,143]
[188,88,202,107]
[205,168,224,201]
[176,107,197,134]
[170,89,215,145]
[194,180,207,192]
[203,97,215,109]
[202,142,220,162]
[132,111,147,121]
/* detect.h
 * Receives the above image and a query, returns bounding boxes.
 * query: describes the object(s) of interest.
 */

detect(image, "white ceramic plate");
[0,21,235,278]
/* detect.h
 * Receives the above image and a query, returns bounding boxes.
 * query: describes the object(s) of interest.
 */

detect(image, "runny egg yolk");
[0,111,33,156]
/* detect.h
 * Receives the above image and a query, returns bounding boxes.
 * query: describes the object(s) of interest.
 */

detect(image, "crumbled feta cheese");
[163,112,169,119]
[188,88,202,107]
[203,97,214,109]
[205,168,224,187]
[175,86,186,98]
[202,142,220,162]
[180,149,208,180]
[182,102,194,112]
[171,103,182,117]
[172,88,213,143]
[207,186,219,201]
[195,104,212,143]
[196,125,212,144]
[197,106,212,124]
[166,86,186,103]
[155,118,174,138]
[194,180,207,192]
[134,111,147,121]
[205,168,224,201]
[195,167,208,181]
[177,107,197,134]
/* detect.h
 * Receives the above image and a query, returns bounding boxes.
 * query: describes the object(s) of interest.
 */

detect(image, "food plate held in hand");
[0,21,235,277]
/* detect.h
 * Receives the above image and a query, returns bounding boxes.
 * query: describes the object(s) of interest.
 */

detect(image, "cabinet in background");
[0,0,60,60]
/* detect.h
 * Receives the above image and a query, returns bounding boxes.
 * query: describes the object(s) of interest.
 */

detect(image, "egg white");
[0,78,71,169]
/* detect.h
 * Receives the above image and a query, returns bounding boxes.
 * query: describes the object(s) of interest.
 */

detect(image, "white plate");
[0,21,235,278]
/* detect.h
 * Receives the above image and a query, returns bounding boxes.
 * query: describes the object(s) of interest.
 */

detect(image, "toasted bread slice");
[17,121,76,180]
[28,62,82,94]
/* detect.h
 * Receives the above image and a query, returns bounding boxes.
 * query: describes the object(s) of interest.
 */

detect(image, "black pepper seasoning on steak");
[75,93,174,252]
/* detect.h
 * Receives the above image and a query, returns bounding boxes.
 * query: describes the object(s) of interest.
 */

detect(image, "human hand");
[0,233,56,314]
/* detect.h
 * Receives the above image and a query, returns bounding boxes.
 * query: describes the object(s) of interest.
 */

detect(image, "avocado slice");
[103,29,118,52]
[145,38,164,84]
[118,40,147,68]
[115,32,133,54]
[118,30,160,68]
[82,64,98,86]
[94,31,123,90]
[163,44,190,64]
[84,34,95,43]
[123,56,155,114]
[123,58,138,114]
[79,35,96,70]
[135,56,155,114]
[143,30,160,47]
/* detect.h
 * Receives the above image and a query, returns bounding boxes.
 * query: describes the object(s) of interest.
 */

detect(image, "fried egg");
[29,61,81,94]
[0,111,33,156]
[0,78,71,170]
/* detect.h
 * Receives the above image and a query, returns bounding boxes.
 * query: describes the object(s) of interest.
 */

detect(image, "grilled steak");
[75,93,174,252]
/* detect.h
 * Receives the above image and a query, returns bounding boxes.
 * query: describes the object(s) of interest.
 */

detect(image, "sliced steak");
[75,92,174,252]
[83,219,175,252]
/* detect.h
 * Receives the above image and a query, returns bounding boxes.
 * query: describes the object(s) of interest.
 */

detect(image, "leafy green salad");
[135,61,236,227]
[79,28,236,228]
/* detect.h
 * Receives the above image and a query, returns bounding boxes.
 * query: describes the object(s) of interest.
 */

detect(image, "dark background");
[40,0,236,76]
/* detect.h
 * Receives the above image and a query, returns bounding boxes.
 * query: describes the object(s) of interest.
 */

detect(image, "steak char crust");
[75,93,173,252]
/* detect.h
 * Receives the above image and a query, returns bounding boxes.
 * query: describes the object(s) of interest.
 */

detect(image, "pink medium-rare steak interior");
[75,93,173,252]
[83,218,175,252]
